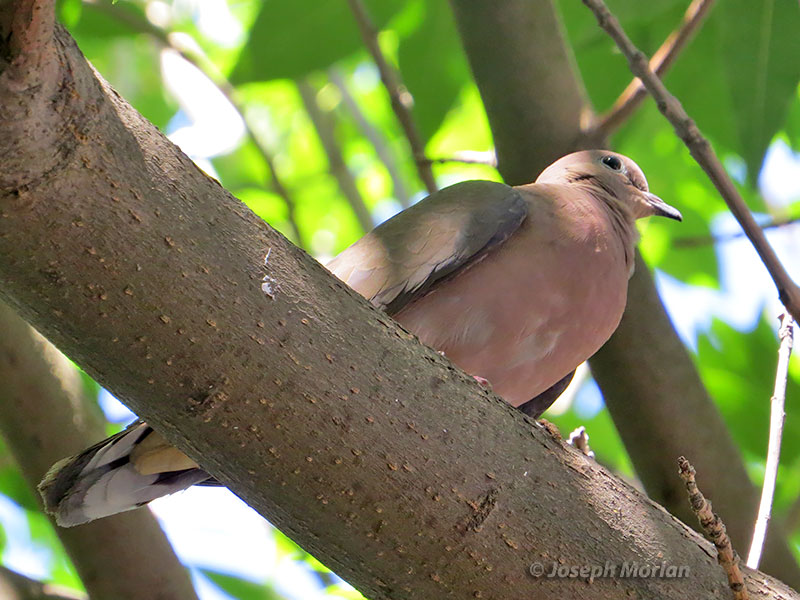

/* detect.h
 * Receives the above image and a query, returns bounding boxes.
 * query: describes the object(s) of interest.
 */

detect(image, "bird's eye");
[601,155,623,171]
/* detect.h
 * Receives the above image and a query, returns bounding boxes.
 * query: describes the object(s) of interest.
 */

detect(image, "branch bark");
[86,1,306,248]
[0,302,199,600]
[449,0,590,183]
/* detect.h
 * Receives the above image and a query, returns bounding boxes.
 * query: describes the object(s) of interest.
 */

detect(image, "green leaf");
[697,316,800,467]
[397,0,470,141]
[230,0,406,84]
[716,0,800,180]
[558,0,686,110]
[781,85,800,153]
[714,0,800,179]
[68,1,146,40]
[57,0,83,27]
[200,568,282,600]
[614,104,723,284]
[0,441,39,512]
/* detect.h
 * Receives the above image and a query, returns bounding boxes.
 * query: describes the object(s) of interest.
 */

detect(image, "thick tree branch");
[449,0,591,183]
[0,302,198,600]
[1,19,797,600]
[297,79,374,232]
[588,0,716,140]
[582,0,800,322]
[346,0,438,194]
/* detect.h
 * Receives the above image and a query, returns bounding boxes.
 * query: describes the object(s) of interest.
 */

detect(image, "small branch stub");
[678,457,749,600]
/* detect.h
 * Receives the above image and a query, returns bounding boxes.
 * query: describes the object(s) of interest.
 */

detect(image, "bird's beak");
[644,192,682,221]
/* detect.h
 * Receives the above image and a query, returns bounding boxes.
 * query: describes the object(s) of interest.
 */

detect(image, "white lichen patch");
[261,248,277,298]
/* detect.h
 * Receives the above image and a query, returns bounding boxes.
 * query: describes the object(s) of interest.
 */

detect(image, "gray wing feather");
[327,180,528,315]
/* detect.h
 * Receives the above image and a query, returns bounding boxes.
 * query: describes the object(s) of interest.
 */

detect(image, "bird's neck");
[579,185,638,277]
[605,199,638,276]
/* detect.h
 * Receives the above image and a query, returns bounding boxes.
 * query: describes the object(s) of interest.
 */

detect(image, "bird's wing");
[327,180,529,315]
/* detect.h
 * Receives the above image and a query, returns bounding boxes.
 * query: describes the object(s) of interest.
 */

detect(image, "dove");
[39,150,681,526]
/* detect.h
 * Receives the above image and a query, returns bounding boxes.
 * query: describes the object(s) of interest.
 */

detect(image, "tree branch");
[418,150,498,168]
[448,0,589,183]
[0,0,55,69]
[679,458,749,600]
[346,0,438,194]
[1,20,797,600]
[297,79,374,232]
[0,302,199,600]
[328,68,412,208]
[674,214,800,247]
[581,0,800,322]
[588,0,717,139]
[747,313,795,569]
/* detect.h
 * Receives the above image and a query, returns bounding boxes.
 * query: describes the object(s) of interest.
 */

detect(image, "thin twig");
[590,0,716,139]
[747,313,795,569]
[674,214,800,248]
[581,0,800,322]
[678,457,749,600]
[86,1,306,248]
[328,68,411,208]
[297,79,374,233]
[419,150,499,168]
[346,0,438,194]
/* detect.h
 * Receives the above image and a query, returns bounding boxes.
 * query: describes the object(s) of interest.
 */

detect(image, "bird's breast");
[393,207,631,407]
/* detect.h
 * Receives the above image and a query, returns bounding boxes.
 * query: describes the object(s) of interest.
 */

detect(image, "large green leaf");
[64,0,146,40]
[785,90,800,153]
[230,0,406,84]
[0,440,38,512]
[697,316,800,466]
[558,0,686,110]
[716,0,800,180]
[397,0,470,142]
[200,568,282,600]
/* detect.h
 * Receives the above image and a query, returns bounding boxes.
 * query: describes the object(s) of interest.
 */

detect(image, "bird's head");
[536,150,682,222]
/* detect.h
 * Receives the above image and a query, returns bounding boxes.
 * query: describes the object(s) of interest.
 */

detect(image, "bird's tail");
[39,421,214,527]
